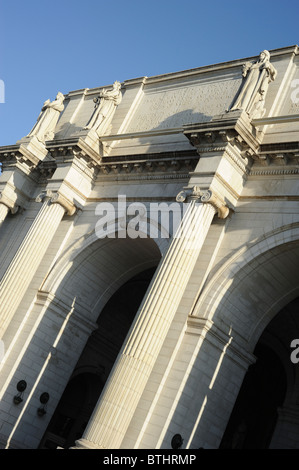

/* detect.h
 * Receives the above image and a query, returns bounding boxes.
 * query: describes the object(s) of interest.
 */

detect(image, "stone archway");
[219,297,299,449]
[219,344,287,449]
[39,267,157,449]
[180,233,299,449]
[0,231,162,449]
[133,230,299,450]
[38,372,104,449]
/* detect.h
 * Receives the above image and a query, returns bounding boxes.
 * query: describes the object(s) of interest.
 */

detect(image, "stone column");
[0,191,76,339]
[75,187,229,449]
[0,204,9,224]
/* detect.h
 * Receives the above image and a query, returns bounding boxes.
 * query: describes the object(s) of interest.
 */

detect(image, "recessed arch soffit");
[40,227,163,319]
[191,223,299,349]
[41,219,168,296]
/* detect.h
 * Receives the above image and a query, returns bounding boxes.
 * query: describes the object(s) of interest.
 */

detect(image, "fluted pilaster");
[0,192,75,338]
[0,194,19,224]
[76,188,227,449]
[0,204,10,224]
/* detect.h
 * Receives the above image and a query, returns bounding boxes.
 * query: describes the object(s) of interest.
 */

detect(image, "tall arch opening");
[39,267,157,449]
[220,297,299,449]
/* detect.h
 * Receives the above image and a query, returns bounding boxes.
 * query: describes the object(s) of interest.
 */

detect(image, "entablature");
[96,149,198,181]
[250,141,299,175]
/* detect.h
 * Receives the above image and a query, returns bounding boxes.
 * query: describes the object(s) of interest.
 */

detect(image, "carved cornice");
[250,167,299,176]
[93,150,198,180]
[176,185,229,219]
[249,141,299,175]
[245,139,299,169]
[188,143,251,175]
[35,160,57,181]
[260,141,299,153]
[0,136,50,169]
[252,152,299,166]
[98,158,197,179]
[47,139,103,180]
[183,111,261,165]
[0,144,55,184]
[0,147,39,172]
[49,148,97,179]
[184,128,257,158]
[48,137,102,162]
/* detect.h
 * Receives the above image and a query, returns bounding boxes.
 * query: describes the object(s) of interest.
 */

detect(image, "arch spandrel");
[41,217,169,296]
[40,223,164,323]
[191,224,299,350]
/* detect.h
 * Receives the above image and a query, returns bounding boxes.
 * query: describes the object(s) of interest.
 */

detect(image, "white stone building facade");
[0,45,299,449]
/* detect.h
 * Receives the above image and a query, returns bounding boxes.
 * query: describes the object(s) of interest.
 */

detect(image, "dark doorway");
[38,372,104,449]
[39,267,156,449]
[219,342,287,449]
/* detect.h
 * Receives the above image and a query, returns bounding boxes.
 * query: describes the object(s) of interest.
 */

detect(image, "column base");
[72,438,106,449]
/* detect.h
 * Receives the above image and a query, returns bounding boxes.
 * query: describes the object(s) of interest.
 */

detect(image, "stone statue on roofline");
[84,80,122,135]
[27,92,65,143]
[228,50,277,119]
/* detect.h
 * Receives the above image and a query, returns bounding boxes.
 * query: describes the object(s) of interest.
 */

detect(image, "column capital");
[176,186,229,219]
[36,190,77,216]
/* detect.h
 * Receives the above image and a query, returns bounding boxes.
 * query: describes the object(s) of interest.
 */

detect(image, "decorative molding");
[181,114,299,177]
[190,143,251,174]
[250,146,299,174]
[47,136,103,171]
[260,141,299,153]
[183,110,262,155]
[93,149,199,180]
[0,142,54,184]
[252,113,299,127]
[0,148,38,172]
[98,157,197,178]
[46,144,102,182]
[0,136,49,165]
[250,167,299,176]
[35,160,57,181]
[98,172,192,183]
[186,316,255,370]
[36,291,97,336]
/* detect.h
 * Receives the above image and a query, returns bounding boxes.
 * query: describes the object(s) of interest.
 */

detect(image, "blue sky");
[0,0,298,146]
